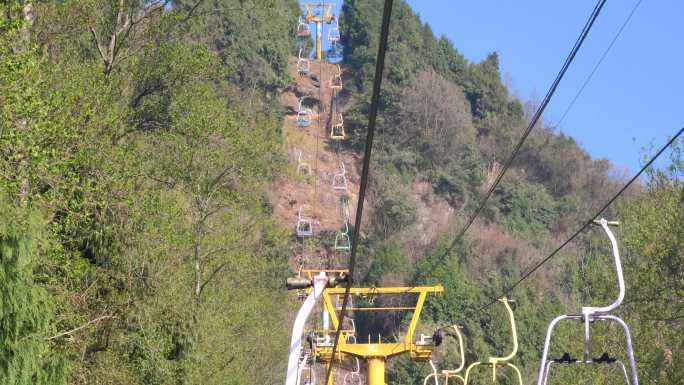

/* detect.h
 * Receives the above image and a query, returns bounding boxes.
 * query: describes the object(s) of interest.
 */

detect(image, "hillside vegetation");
[0,1,681,385]
[337,1,683,384]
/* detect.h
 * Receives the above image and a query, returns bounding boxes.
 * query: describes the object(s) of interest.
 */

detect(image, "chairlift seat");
[334,232,351,251]
[297,59,310,75]
[330,65,343,89]
[296,99,313,128]
[555,352,579,364]
[331,162,348,191]
[296,207,313,238]
[593,353,617,364]
[330,113,345,140]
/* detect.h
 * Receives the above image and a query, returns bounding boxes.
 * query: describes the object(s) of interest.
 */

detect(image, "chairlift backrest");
[423,324,465,385]
[463,298,523,385]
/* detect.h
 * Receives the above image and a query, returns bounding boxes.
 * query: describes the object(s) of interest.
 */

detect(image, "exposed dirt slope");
[272,57,360,268]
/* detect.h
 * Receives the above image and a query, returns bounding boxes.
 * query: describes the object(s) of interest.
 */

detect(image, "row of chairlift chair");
[293,13,349,264]
[419,219,639,385]
[293,220,645,385]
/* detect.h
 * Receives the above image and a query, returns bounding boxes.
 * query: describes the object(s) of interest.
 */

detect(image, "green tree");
[0,197,67,385]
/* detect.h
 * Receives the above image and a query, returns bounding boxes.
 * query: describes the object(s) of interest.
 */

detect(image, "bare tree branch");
[46,315,117,341]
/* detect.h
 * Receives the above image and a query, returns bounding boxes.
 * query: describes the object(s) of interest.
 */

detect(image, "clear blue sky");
[405,0,683,174]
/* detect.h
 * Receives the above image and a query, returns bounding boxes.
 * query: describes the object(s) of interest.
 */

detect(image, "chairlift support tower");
[286,270,444,385]
[304,3,335,60]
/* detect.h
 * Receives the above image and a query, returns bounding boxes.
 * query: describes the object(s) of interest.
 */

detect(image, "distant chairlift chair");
[296,206,313,238]
[296,98,313,128]
[334,222,351,252]
[536,218,639,385]
[463,297,524,385]
[330,65,343,89]
[328,19,340,45]
[297,16,311,38]
[330,113,345,140]
[326,41,343,64]
[296,149,311,176]
[296,353,316,385]
[423,325,466,385]
[331,162,348,192]
[297,49,310,75]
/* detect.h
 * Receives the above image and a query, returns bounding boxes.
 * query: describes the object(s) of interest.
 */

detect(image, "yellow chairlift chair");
[424,325,466,385]
[463,298,524,385]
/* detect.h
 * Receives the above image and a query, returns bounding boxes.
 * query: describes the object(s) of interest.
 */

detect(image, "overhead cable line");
[475,125,684,312]
[324,1,394,384]
[554,0,643,130]
[443,0,608,256]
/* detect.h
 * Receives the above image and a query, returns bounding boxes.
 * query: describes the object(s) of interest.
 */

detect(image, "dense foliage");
[1,1,298,384]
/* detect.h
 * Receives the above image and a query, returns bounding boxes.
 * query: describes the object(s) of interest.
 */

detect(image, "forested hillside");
[0,1,682,385]
[1,1,300,384]
[337,1,683,384]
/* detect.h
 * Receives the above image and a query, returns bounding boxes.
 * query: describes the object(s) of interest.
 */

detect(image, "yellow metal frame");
[313,285,443,385]
[304,4,335,60]
[464,298,524,385]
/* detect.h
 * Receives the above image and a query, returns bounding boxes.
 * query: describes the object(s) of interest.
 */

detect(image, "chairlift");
[296,206,313,238]
[535,218,639,385]
[297,16,311,38]
[343,355,361,385]
[331,162,347,192]
[297,49,310,75]
[463,297,524,385]
[423,325,466,385]
[296,98,313,128]
[326,41,343,64]
[330,113,345,140]
[328,19,340,45]
[296,149,311,176]
[334,222,351,252]
[339,196,350,222]
[296,353,316,385]
[330,65,343,89]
